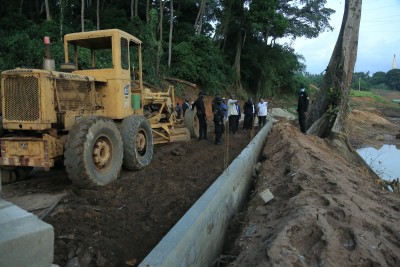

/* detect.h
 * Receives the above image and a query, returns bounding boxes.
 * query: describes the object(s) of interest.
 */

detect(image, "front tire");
[120,115,153,170]
[64,116,123,188]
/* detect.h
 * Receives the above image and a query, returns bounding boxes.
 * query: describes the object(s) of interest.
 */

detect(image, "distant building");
[392,54,397,69]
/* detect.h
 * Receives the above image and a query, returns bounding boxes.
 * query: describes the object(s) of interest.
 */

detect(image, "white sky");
[288,0,400,75]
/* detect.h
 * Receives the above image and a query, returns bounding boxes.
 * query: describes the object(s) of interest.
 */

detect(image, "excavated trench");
[1,119,273,267]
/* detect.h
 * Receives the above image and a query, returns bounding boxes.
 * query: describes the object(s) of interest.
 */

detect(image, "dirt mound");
[225,121,400,267]
[345,109,399,148]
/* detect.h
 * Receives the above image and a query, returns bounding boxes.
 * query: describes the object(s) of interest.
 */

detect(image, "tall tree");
[146,0,150,23]
[156,0,164,74]
[81,0,85,32]
[194,0,206,36]
[45,0,52,20]
[96,0,100,30]
[307,0,362,138]
[168,0,174,68]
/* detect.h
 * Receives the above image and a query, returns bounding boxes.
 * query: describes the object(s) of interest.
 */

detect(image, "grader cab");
[0,29,196,187]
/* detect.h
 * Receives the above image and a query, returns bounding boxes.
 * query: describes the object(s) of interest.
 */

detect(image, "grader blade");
[170,127,191,143]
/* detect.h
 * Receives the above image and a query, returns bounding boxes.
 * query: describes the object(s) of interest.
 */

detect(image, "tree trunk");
[168,0,174,68]
[156,0,164,74]
[135,0,138,17]
[194,0,206,36]
[131,0,134,21]
[146,0,150,23]
[81,0,85,32]
[60,0,64,41]
[307,0,362,138]
[96,0,100,30]
[233,30,246,90]
[45,0,51,20]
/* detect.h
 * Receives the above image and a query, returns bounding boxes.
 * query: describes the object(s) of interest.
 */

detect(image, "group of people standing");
[183,84,309,145]
[212,94,271,145]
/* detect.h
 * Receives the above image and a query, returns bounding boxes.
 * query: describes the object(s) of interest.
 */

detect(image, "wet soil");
[1,115,255,266]
[222,90,400,267]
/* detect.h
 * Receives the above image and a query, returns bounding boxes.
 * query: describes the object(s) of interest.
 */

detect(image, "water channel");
[357,144,400,181]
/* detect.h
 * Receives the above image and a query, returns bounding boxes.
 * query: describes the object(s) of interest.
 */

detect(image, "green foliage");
[385,69,400,91]
[349,89,387,103]
[170,36,232,94]
[350,72,371,91]
[0,0,336,97]
[371,71,386,85]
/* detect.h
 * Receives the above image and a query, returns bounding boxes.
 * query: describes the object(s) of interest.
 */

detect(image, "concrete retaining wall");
[140,120,273,267]
[0,199,56,267]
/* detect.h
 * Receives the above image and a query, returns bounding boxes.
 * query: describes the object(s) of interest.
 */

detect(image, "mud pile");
[226,120,400,267]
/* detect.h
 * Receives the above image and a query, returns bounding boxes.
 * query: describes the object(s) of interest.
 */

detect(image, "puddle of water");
[357,145,400,181]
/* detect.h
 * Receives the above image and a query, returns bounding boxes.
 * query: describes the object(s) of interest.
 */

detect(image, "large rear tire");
[184,109,199,138]
[64,116,123,188]
[120,115,153,170]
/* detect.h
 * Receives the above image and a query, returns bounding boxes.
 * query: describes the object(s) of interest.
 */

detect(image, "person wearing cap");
[182,98,190,117]
[297,84,309,134]
[192,91,208,140]
[213,96,225,145]
[227,94,239,134]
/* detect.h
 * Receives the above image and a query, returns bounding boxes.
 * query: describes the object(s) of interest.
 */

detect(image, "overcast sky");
[288,0,400,75]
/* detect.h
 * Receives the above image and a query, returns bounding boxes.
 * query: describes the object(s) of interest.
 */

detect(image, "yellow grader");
[0,29,198,187]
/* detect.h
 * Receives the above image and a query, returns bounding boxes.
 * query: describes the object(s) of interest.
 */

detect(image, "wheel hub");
[93,138,112,169]
[136,131,146,154]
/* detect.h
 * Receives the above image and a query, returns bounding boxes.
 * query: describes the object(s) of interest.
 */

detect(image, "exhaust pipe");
[43,36,55,71]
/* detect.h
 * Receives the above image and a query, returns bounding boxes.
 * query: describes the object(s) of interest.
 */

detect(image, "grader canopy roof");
[64,29,142,48]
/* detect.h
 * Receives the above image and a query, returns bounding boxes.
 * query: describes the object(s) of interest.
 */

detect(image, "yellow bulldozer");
[0,29,198,187]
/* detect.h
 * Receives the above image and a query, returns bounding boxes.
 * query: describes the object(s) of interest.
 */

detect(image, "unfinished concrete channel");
[0,120,273,267]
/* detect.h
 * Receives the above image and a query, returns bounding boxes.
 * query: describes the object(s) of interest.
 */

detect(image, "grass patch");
[350,90,387,103]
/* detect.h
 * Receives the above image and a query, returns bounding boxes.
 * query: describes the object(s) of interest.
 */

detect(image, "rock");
[65,257,80,267]
[80,249,93,267]
[259,189,274,204]
[375,134,384,141]
[171,148,186,156]
[96,251,108,267]
[396,133,400,139]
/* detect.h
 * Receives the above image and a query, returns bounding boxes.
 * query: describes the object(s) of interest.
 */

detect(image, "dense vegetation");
[307,69,400,92]
[0,0,337,98]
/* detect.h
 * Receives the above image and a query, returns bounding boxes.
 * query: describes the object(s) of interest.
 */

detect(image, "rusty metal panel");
[55,79,93,111]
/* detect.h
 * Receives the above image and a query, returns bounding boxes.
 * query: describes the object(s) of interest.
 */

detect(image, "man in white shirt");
[257,98,268,128]
[227,94,239,134]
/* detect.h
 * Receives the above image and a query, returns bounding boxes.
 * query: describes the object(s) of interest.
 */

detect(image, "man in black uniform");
[213,96,225,145]
[211,93,221,113]
[297,84,309,134]
[192,92,207,140]
[243,97,255,130]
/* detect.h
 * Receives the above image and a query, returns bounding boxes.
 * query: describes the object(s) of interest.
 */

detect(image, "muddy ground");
[2,90,400,267]
[223,91,400,266]
[1,109,256,266]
